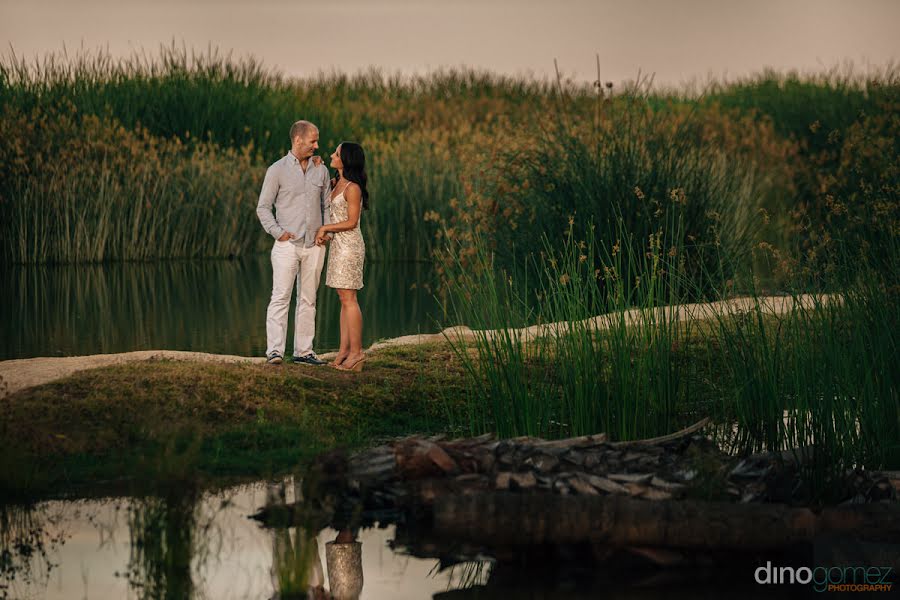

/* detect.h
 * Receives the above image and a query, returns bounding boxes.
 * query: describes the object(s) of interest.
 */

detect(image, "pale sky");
[1,0,898,87]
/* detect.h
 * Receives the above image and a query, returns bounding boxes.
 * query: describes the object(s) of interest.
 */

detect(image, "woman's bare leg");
[338,289,364,366]
[331,290,351,366]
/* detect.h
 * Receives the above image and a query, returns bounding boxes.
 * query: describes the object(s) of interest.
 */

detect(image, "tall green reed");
[3,47,537,264]
[448,80,767,296]
[0,135,265,263]
[708,262,899,501]
[442,217,702,441]
[0,45,571,160]
[361,129,464,261]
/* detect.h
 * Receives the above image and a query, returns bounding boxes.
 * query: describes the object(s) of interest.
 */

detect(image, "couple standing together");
[256,120,368,371]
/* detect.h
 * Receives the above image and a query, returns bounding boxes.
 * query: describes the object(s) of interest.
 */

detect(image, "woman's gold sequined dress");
[325,189,365,290]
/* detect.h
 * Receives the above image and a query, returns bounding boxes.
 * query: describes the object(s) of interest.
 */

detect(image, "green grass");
[3,47,897,265]
[441,212,899,502]
[708,272,900,497]
[0,343,466,500]
[704,67,897,145]
[442,220,707,441]
[0,46,562,263]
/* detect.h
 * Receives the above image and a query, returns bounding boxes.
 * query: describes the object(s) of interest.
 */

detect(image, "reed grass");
[443,223,898,501]
[436,77,785,295]
[442,218,701,440]
[4,46,896,265]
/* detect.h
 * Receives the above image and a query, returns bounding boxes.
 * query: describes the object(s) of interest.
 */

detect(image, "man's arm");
[256,166,287,240]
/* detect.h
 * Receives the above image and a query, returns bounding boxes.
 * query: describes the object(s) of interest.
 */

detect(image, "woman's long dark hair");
[339,142,369,210]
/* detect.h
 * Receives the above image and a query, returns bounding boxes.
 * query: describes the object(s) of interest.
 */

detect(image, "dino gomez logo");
[755,561,895,593]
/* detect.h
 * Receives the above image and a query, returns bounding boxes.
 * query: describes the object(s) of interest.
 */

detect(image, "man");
[257,120,331,365]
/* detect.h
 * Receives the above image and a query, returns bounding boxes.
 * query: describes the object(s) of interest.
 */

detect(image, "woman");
[315,142,368,371]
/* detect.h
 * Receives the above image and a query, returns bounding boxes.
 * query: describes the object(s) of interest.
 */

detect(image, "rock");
[553,479,571,495]
[478,453,495,472]
[675,469,697,481]
[626,546,685,566]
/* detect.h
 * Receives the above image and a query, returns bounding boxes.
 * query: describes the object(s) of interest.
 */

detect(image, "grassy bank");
[1,286,895,505]
[0,344,465,500]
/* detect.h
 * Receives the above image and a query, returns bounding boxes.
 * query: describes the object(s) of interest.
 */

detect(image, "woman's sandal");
[336,356,367,372]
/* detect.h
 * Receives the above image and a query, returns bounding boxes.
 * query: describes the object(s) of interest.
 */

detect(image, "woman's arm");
[318,185,362,233]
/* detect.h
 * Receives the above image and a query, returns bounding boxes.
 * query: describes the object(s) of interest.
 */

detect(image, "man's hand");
[277,231,296,242]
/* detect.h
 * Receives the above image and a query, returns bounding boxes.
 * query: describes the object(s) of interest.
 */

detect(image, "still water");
[1,478,819,599]
[0,257,442,360]
[1,480,490,600]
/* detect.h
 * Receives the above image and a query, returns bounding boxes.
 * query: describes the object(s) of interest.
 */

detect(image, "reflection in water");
[0,502,67,598]
[324,537,363,600]
[267,479,324,599]
[0,482,493,600]
[1,257,441,360]
[265,478,364,600]
[125,489,201,600]
[5,480,824,600]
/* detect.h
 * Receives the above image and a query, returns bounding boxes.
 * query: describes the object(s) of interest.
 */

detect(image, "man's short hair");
[290,120,318,142]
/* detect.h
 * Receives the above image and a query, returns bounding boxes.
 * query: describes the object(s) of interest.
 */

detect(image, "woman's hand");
[315,227,328,246]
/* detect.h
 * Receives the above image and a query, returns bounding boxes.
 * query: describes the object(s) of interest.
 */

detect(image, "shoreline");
[0,294,836,397]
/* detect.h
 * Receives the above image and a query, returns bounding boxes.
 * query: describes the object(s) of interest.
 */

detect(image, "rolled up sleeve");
[256,166,284,240]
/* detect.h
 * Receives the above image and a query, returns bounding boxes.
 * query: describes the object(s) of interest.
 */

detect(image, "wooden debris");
[254,418,899,561]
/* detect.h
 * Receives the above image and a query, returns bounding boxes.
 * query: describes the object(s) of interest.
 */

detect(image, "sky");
[1,0,899,87]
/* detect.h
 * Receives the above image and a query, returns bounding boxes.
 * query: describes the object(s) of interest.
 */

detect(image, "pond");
[1,257,443,361]
[0,480,491,600]
[1,474,838,599]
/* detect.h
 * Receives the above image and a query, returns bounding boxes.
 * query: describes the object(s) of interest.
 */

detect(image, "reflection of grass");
[1,256,441,360]
[0,344,466,499]
[0,502,68,595]
[126,489,199,600]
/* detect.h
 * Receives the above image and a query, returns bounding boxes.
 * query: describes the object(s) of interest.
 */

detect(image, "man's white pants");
[266,240,326,358]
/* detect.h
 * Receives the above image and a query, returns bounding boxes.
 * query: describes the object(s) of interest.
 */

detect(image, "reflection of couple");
[256,120,369,371]
[267,479,363,600]
[272,527,363,600]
